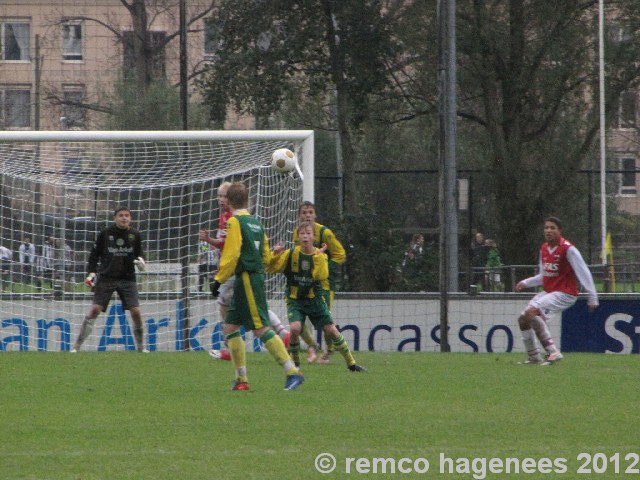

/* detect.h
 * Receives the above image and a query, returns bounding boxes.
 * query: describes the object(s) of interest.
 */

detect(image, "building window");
[615,91,636,129]
[619,157,637,196]
[123,30,166,79]
[62,87,86,129]
[62,21,83,61]
[1,87,31,128]
[1,20,30,61]
[204,19,223,60]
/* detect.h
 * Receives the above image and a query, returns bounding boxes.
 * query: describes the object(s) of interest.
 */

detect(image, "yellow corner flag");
[605,232,615,291]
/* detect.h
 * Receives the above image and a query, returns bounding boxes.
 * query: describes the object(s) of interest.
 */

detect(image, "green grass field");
[1,352,638,479]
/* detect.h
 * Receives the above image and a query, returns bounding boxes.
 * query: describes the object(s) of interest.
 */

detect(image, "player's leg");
[73,279,115,352]
[268,309,290,347]
[223,323,249,390]
[72,303,102,352]
[210,276,234,361]
[286,320,303,367]
[532,292,576,365]
[319,318,366,372]
[300,320,320,362]
[129,306,147,352]
[243,272,302,390]
[318,289,336,364]
[516,292,544,364]
[118,280,147,352]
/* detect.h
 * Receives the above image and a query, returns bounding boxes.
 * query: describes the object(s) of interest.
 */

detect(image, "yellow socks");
[262,330,298,375]
[227,334,247,382]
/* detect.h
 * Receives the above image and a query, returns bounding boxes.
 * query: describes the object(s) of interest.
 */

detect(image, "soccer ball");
[271,148,297,173]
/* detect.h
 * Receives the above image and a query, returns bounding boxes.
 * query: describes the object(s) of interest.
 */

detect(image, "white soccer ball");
[271,148,297,173]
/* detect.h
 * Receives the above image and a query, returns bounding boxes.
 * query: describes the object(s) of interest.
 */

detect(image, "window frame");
[61,85,86,130]
[62,20,83,62]
[615,90,637,130]
[619,156,637,196]
[0,86,32,129]
[0,19,31,62]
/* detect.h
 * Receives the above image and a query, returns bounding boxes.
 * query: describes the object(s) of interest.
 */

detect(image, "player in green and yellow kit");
[293,201,346,363]
[210,182,303,391]
[271,221,365,373]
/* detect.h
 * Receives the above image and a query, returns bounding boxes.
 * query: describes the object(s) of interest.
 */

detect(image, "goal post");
[0,130,313,352]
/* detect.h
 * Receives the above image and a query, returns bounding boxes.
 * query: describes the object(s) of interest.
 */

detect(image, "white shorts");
[525,291,577,322]
[217,275,235,306]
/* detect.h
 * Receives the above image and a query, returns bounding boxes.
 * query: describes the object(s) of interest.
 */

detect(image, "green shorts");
[225,271,271,331]
[286,296,334,330]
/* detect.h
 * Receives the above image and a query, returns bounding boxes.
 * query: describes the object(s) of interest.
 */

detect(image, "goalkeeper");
[71,207,147,353]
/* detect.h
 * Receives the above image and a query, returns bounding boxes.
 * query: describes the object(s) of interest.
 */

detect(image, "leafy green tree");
[197,0,399,215]
[453,0,640,265]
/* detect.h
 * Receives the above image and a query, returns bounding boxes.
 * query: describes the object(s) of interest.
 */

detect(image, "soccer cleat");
[282,331,291,348]
[209,349,232,361]
[284,373,305,391]
[541,351,563,366]
[70,348,77,353]
[517,356,543,365]
[231,381,250,391]
[140,349,150,353]
[318,350,334,364]
[347,364,367,372]
[306,346,318,363]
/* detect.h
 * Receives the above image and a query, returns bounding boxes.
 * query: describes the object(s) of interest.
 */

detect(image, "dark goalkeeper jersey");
[87,224,144,281]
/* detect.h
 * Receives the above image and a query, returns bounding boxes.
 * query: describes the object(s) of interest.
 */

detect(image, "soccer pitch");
[1,352,638,479]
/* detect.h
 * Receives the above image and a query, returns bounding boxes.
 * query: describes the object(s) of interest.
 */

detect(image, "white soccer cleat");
[517,356,543,365]
[541,352,563,366]
[70,348,77,353]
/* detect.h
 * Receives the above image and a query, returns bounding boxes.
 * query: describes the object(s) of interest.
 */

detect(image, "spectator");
[484,239,504,291]
[471,231,488,289]
[56,239,74,283]
[42,236,55,287]
[0,245,12,290]
[18,235,36,284]
[403,233,425,268]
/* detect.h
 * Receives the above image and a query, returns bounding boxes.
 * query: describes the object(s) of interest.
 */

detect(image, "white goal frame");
[0,130,315,201]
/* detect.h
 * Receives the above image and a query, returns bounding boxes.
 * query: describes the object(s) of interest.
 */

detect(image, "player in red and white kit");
[515,216,598,365]
[199,182,289,360]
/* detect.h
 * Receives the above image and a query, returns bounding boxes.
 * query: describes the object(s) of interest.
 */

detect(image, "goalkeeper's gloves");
[85,273,96,287]
[210,280,221,298]
[134,257,146,272]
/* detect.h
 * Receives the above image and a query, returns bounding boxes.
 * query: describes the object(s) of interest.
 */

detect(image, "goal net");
[0,130,313,352]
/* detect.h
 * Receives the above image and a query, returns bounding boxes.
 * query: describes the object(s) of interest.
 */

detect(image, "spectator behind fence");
[18,235,36,284]
[42,236,55,287]
[484,238,504,291]
[0,245,13,290]
[471,231,488,288]
[403,233,425,268]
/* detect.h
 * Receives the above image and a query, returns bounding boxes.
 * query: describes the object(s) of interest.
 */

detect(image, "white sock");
[268,310,288,338]
[521,328,541,357]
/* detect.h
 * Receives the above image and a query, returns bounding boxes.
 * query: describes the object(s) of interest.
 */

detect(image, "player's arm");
[214,217,241,284]
[516,254,543,290]
[312,247,329,281]
[324,228,346,265]
[199,229,224,248]
[567,246,599,308]
[266,247,290,274]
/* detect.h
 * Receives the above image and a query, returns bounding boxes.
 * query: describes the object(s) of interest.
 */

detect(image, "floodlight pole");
[437,0,458,352]
[598,0,607,266]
